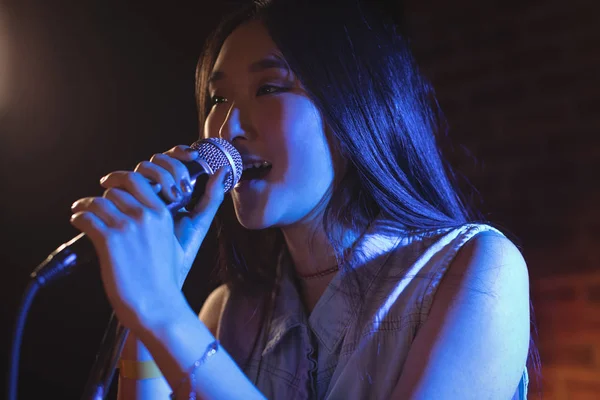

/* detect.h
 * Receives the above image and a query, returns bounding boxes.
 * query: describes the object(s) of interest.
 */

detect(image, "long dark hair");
[195,1,541,394]
[196,0,473,294]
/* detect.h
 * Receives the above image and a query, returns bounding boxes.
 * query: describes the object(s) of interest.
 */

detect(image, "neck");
[280,215,359,279]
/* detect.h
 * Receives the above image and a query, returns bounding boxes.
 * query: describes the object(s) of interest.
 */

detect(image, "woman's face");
[204,20,336,230]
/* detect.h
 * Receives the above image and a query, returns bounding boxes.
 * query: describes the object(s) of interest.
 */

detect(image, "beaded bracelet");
[170,340,220,400]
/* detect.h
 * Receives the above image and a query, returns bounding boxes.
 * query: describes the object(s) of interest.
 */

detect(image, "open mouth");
[240,161,272,181]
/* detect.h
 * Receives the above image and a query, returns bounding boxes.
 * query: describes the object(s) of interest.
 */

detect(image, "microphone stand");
[80,311,129,400]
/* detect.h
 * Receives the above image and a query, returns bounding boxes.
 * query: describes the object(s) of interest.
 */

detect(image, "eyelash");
[210,84,290,106]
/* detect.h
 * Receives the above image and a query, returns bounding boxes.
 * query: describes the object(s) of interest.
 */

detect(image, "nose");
[218,102,246,142]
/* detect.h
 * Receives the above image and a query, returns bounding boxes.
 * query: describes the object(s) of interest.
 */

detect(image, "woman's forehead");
[214,21,279,70]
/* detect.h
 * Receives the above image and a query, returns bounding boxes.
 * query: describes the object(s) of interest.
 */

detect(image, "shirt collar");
[308,226,404,352]
[264,219,405,355]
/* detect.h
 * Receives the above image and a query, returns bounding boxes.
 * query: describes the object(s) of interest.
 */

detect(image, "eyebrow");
[208,57,289,85]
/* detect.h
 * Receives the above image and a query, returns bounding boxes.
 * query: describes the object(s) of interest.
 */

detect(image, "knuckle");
[166,159,187,180]
[155,153,178,170]
[102,172,117,180]
[124,172,140,185]
[103,187,118,199]
[89,197,104,208]
[100,170,126,184]
[72,197,90,210]
[168,145,190,159]
[126,203,150,221]
[149,153,166,163]
[165,145,183,155]
[158,169,175,184]
[116,218,134,232]
[131,206,146,220]
[134,160,151,172]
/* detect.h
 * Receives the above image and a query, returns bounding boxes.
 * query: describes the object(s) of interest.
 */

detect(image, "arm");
[68,146,255,399]
[117,334,172,400]
[391,231,530,399]
[117,284,243,400]
[135,292,265,400]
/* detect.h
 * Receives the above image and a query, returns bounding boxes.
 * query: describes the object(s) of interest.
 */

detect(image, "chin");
[238,219,271,231]
[234,208,272,231]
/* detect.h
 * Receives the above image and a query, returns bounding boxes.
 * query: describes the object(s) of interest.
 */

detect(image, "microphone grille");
[190,138,242,192]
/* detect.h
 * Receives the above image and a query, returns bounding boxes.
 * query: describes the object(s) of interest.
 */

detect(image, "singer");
[69,1,531,399]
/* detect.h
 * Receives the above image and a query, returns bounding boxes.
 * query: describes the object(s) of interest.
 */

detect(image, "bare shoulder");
[199,284,230,337]
[392,229,530,398]
[451,229,528,288]
[438,229,530,308]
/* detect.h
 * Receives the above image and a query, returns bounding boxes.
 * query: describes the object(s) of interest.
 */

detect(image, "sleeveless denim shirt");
[216,223,529,399]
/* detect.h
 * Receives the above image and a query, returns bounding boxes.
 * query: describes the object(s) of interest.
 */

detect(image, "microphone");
[30,138,242,287]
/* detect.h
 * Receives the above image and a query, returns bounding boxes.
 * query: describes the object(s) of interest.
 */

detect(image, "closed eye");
[256,84,290,96]
[209,84,290,107]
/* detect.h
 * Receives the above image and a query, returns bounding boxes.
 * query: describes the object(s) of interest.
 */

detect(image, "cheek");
[203,110,224,139]
[268,102,335,202]
[276,102,332,169]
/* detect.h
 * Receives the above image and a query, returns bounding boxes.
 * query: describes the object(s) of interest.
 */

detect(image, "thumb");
[182,165,231,242]
[172,166,231,282]
[192,165,231,219]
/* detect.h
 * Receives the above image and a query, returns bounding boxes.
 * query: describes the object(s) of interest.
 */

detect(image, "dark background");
[0,1,231,398]
[1,0,599,398]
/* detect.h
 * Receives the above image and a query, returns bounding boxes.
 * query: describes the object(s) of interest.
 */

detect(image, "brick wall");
[403,0,600,398]
[533,273,600,398]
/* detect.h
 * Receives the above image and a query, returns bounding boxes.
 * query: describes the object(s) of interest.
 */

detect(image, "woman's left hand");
[69,166,227,332]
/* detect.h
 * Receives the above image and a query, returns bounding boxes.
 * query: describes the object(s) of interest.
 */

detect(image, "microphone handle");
[30,158,213,287]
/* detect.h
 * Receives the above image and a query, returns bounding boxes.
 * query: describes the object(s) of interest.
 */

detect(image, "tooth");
[241,160,271,171]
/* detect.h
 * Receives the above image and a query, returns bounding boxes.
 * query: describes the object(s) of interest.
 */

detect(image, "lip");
[234,176,269,193]
[234,166,272,192]
[236,148,271,164]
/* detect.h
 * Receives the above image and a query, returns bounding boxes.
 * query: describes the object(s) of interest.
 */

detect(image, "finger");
[71,197,128,228]
[163,144,200,163]
[100,171,166,211]
[149,153,193,198]
[102,187,151,220]
[134,161,183,203]
[70,210,109,246]
[191,165,230,222]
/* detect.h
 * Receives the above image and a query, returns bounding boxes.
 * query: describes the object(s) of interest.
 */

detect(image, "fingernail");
[171,184,182,199]
[70,200,80,210]
[181,180,193,194]
[185,148,198,158]
[99,175,108,184]
[150,181,161,193]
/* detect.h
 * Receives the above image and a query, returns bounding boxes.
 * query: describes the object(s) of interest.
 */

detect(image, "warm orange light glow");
[0,6,10,113]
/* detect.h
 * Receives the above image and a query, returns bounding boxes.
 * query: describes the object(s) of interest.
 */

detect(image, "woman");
[69,0,532,398]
